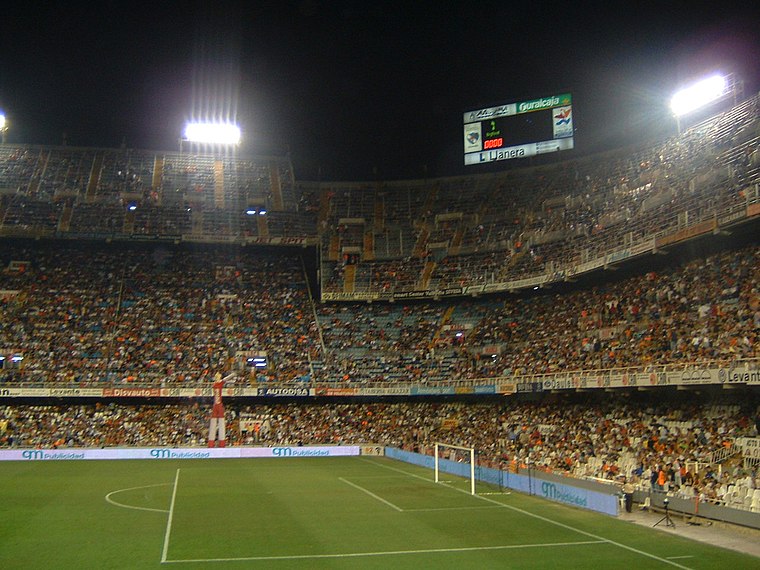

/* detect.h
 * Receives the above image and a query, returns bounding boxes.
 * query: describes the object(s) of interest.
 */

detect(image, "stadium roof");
[0,2,757,181]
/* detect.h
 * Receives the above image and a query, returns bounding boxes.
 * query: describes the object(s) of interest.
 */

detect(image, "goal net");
[434,442,476,495]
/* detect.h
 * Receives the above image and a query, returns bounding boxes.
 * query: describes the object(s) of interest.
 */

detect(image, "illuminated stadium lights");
[0,112,7,143]
[670,74,727,117]
[183,122,241,145]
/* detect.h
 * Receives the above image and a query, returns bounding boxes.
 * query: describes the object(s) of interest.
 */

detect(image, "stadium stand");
[1,395,758,510]
[0,93,758,521]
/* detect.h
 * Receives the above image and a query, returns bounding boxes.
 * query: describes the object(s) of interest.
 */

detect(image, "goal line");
[434,442,476,495]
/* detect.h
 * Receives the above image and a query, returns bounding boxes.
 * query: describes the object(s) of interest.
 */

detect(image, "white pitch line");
[161,468,181,564]
[105,483,171,513]
[161,539,606,563]
[361,458,696,570]
[667,556,695,560]
[404,505,504,512]
[339,477,404,512]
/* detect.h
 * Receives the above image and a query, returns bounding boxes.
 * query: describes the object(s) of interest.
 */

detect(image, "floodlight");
[0,113,5,130]
[183,122,241,145]
[670,74,727,117]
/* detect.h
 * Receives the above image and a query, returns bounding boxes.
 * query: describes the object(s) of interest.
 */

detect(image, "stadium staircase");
[27,150,47,197]
[318,188,332,231]
[363,230,375,261]
[420,260,436,289]
[152,155,164,202]
[190,209,204,235]
[328,235,340,261]
[57,203,73,232]
[122,208,135,234]
[85,154,103,201]
[213,159,225,208]
[373,192,385,232]
[448,226,465,255]
[430,306,455,346]
[257,212,269,237]
[269,163,284,211]
[412,223,430,258]
[342,263,357,293]
[506,246,528,270]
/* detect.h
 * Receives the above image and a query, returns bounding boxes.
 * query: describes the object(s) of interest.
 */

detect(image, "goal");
[434,442,476,495]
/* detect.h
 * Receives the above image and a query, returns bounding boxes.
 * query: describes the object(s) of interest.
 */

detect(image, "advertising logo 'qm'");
[22,450,45,460]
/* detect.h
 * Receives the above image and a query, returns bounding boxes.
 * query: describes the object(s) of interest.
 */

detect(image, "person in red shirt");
[208,372,235,447]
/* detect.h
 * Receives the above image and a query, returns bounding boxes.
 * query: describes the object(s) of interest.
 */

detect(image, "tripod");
[653,502,675,528]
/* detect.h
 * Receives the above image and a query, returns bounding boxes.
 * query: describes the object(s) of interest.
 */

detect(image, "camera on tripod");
[654,496,675,528]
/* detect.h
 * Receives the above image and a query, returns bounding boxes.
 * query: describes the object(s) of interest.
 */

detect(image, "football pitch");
[1,456,757,569]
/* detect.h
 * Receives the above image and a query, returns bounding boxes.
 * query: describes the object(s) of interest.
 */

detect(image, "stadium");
[1,3,759,568]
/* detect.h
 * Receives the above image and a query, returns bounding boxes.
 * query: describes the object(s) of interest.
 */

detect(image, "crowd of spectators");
[315,242,759,382]
[1,394,757,509]
[1,96,758,301]
[0,241,321,385]
[321,94,760,296]
[0,238,757,385]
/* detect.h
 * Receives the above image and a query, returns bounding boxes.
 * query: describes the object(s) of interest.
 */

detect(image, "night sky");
[1,1,758,180]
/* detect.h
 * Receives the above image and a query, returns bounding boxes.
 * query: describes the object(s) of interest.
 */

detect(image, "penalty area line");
[339,477,404,512]
[160,468,181,564]
[360,458,696,570]
[161,539,606,563]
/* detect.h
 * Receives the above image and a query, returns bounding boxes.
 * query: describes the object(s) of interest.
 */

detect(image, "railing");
[2,357,757,392]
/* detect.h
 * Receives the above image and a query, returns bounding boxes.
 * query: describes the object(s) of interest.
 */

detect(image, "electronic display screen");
[464,93,574,165]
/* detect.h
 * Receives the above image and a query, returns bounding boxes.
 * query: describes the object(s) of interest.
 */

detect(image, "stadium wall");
[0,446,362,461]
[641,492,760,531]
[385,447,619,516]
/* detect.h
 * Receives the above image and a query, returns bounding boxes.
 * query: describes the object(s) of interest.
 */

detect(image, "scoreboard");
[464,93,574,165]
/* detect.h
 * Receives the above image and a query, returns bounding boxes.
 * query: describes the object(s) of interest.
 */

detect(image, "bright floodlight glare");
[670,75,727,116]
[0,113,6,130]
[184,122,241,145]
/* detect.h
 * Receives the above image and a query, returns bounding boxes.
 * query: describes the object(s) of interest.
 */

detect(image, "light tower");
[180,121,241,154]
[669,72,742,133]
[0,112,7,144]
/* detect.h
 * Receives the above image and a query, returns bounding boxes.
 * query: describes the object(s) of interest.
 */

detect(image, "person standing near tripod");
[622,477,635,513]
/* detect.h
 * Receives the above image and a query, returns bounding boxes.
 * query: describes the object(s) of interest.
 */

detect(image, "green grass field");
[0,456,756,569]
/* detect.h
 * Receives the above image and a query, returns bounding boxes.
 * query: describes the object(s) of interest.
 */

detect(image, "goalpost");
[434,442,476,495]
